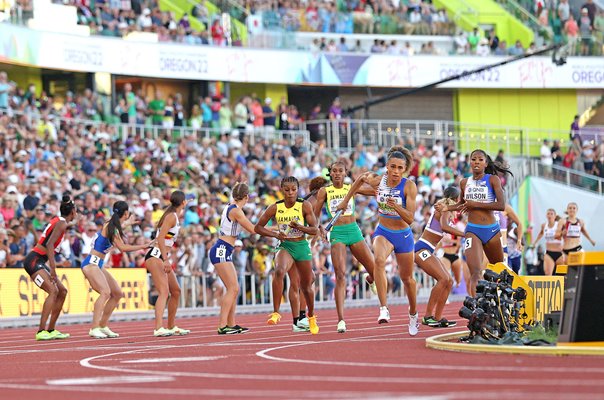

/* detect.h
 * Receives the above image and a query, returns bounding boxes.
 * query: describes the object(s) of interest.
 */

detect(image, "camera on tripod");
[459,268,529,341]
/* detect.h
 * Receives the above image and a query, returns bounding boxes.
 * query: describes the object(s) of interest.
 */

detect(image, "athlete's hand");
[275,232,288,242]
[50,268,58,282]
[289,220,302,230]
[163,259,172,273]
[386,197,403,212]
[516,241,524,252]
[335,200,349,213]
[590,239,596,247]
[146,239,157,248]
[319,225,328,243]
[434,202,447,213]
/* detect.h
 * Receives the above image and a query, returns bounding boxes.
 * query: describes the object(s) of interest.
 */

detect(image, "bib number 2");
[89,255,102,266]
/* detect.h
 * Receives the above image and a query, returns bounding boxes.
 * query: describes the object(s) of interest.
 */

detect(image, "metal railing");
[303,119,604,157]
[529,159,604,195]
[173,270,437,309]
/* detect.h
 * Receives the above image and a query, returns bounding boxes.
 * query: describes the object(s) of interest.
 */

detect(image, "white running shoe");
[297,317,309,329]
[337,320,347,333]
[89,327,108,339]
[378,306,390,324]
[408,313,420,336]
[153,327,174,337]
[99,326,119,338]
[169,326,191,336]
[363,272,377,295]
[292,324,309,332]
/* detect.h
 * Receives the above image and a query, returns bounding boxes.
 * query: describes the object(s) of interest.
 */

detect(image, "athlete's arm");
[580,220,596,246]
[45,220,67,280]
[291,200,319,236]
[312,187,327,219]
[555,218,566,240]
[505,204,524,250]
[532,223,545,247]
[387,179,417,225]
[336,172,378,212]
[231,207,256,235]
[439,211,465,237]
[113,233,152,253]
[254,204,284,240]
[356,183,377,197]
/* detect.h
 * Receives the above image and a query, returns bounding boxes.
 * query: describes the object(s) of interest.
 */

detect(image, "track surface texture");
[1,303,603,400]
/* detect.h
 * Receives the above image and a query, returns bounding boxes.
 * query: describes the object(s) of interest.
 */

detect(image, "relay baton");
[325,210,343,232]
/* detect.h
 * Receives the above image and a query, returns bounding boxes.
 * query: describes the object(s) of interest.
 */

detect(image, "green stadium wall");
[455,89,577,156]
[434,0,534,47]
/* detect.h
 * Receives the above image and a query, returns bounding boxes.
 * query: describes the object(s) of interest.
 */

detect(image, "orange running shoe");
[308,315,319,334]
[267,312,281,325]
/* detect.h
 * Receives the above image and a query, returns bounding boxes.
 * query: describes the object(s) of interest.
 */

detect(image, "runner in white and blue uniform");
[436,149,512,297]
[414,186,464,328]
[209,182,276,335]
[336,146,420,336]
[81,201,152,339]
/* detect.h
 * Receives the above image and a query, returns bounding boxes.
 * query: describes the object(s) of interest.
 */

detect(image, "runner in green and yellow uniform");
[255,176,320,334]
[313,161,379,333]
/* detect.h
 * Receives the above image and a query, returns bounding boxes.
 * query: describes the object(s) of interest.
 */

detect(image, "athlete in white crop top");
[144,190,191,338]
[556,202,595,256]
[532,208,564,275]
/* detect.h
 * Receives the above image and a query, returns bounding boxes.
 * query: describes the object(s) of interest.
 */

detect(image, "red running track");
[0,303,603,400]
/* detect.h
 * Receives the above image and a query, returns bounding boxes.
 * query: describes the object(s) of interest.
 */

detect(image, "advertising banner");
[1,24,602,88]
[0,268,148,318]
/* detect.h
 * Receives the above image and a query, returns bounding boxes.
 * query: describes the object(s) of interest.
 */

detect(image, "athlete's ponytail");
[60,195,75,217]
[107,201,128,243]
[156,190,186,230]
[471,149,513,177]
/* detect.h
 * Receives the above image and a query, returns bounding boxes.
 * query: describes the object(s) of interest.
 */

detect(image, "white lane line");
[47,375,174,385]
[76,336,604,387]
[122,356,226,363]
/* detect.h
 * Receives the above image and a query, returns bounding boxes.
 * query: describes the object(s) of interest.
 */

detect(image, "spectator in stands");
[487,29,499,52]
[467,27,480,53]
[565,14,579,56]
[579,8,593,56]
[541,139,553,177]
[582,0,597,27]
[508,40,525,56]
[0,71,11,110]
[262,98,276,131]
[558,0,570,26]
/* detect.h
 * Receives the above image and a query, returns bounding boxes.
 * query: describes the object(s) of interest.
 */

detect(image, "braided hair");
[280,176,299,188]
[471,149,513,177]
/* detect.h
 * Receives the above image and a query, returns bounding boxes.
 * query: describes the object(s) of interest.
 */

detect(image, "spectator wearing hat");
[151,198,163,223]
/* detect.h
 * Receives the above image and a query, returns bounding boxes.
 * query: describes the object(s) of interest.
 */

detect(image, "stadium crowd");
[6,0,600,56]
[0,70,487,304]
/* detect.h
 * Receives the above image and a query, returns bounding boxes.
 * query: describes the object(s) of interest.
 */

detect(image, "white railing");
[303,118,604,157]
[172,270,437,309]
[529,159,604,195]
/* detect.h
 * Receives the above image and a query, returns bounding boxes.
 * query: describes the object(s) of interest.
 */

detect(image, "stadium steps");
[159,0,248,44]
[584,99,604,126]
[433,0,534,46]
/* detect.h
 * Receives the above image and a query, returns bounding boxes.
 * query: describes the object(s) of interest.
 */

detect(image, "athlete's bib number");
[89,255,102,266]
[329,199,352,216]
[215,246,227,259]
[418,250,431,261]
[464,186,488,202]
[464,238,473,250]
[150,247,161,258]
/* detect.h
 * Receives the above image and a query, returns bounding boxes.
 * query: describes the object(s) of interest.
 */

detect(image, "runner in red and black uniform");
[23,195,77,341]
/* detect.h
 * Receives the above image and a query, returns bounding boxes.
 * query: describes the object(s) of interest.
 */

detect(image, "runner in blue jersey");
[336,146,420,336]
[436,149,512,296]
[82,201,153,339]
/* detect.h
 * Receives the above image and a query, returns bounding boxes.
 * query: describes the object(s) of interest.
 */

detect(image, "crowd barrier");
[0,268,438,318]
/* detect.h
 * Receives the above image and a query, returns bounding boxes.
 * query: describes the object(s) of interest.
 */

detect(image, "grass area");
[525,324,558,344]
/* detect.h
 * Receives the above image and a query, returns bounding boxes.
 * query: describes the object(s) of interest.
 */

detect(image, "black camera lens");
[483,269,500,282]
[463,296,477,309]
[476,280,488,293]
[459,306,473,319]
[515,287,527,301]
